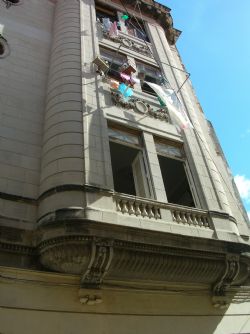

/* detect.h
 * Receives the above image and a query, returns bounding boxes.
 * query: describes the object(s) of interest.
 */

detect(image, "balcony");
[97,20,154,59]
[114,192,212,229]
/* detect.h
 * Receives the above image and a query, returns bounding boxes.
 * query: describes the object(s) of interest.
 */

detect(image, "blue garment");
[118,83,133,98]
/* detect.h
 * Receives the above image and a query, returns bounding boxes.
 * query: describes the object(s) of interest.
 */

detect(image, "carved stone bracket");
[212,254,240,307]
[111,91,169,122]
[80,238,114,289]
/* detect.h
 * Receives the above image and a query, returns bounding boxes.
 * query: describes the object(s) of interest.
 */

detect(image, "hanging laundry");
[122,64,136,76]
[102,18,112,32]
[109,79,120,90]
[109,21,119,37]
[145,82,193,129]
[120,73,140,86]
[118,82,133,99]
[121,14,129,20]
[120,72,131,82]
[130,74,140,85]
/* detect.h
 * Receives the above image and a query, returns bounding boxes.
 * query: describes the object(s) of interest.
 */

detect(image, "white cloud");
[234,175,250,203]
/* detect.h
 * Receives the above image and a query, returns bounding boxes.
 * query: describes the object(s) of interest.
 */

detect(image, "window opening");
[125,17,149,42]
[96,5,117,23]
[100,47,126,80]
[95,4,120,31]
[136,62,163,96]
[155,139,195,207]
[109,126,151,198]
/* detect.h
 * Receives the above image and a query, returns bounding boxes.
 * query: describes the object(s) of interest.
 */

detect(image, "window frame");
[154,137,199,207]
[136,61,163,96]
[100,47,127,80]
[108,124,153,199]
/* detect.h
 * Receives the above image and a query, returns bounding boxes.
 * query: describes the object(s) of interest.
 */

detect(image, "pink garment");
[109,22,118,37]
[120,73,130,81]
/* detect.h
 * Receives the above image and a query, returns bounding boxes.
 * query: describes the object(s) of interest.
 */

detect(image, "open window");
[109,125,152,198]
[136,62,163,95]
[155,138,195,207]
[125,17,150,42]
[95,3,118,25]
[100,47,126,80]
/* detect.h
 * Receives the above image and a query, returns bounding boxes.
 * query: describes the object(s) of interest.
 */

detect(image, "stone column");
[38,0,85,219]
[40,0,84,195]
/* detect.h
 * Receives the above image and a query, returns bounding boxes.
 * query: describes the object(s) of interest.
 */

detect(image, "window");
[109,125,152,198]
[96,4,118,24]
[155,138,195,207]
[100,47,126,80]
[136,62,163,95]
[125,17,150,42]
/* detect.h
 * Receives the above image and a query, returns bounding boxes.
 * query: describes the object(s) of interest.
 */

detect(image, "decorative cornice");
[38,233,250,306]
[97,0,181,45]
[0,241,34,255]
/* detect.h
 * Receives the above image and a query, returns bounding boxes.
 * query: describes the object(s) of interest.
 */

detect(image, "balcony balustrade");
[114,193,212,229]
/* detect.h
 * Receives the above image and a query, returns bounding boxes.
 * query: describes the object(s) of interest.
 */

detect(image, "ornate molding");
[0,241,34,255]
[213,254,240,297]
[97,0,181,45]
[102,30,153,58]
[111,91,170,122]
[81,238,114,288]
[38,232,250,307]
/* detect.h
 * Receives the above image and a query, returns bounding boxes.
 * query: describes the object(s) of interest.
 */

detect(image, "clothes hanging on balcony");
[118,82,133,99]
[109,21,119,37]
[121,14,129,20]
[103,18,112,32]
[109,79,120,90]
[120,73,140,87]
[145,82,193,129]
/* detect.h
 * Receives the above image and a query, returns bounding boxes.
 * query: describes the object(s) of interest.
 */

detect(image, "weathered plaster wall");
[0,0,54,229]
[0,268,249,334]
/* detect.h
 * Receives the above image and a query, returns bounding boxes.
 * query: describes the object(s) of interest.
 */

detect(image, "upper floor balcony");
[96,3,154,59]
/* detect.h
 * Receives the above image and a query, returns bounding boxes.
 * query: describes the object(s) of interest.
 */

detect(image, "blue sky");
[161,0,250,219]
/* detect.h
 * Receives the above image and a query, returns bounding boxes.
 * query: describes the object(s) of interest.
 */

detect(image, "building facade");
[0,0,250,333]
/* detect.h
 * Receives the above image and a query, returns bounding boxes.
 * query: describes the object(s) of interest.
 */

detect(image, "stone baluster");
[128,201,135,215]
[141,204,148,218]
[121,200,129,214]
[134,202,141,216]
[116,200,122,212]
[148,205,154,219]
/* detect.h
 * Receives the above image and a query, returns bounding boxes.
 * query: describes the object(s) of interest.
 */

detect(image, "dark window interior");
[158,155,195,207]
[109,141,138,195]
[136,63,163,96]
[141,79,158,96]
[125,18,150,42]
[100,48,125,80]
[96,6,117,23]
[0,42,4,55]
